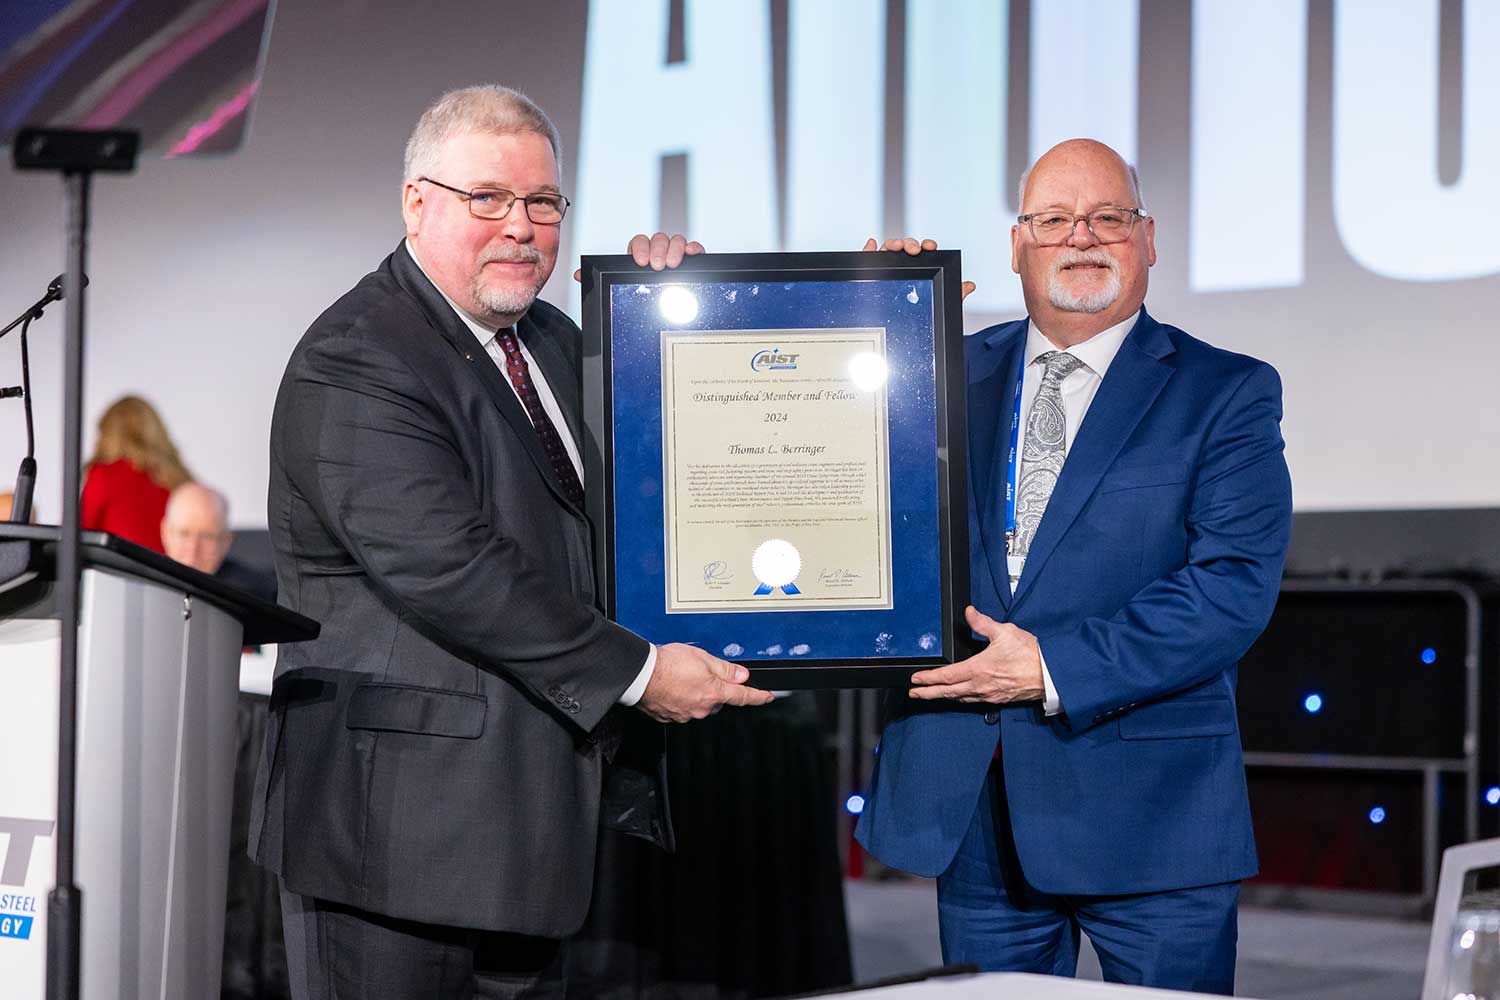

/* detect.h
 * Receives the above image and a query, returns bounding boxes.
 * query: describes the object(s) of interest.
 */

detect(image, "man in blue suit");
[856,139,1293,994]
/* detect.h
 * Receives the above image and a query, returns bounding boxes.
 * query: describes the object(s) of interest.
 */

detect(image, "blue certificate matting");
[607,277,943,661]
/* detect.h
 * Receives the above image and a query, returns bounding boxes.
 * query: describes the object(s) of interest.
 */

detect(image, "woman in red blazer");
[80,396,192,553]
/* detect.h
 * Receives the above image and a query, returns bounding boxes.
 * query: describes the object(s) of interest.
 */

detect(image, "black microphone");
[47,271,88,299]
[0,271,88,341]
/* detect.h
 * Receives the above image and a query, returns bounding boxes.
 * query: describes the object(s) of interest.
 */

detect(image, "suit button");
[984,711,1000,725]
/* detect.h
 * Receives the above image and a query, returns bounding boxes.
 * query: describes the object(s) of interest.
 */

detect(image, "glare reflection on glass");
[847,352,889,392]
[1460,929,1476,950]
[658,285,700,324]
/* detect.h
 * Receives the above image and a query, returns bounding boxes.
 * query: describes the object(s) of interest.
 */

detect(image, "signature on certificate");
[819,567,862,585]
[703,561,734,585]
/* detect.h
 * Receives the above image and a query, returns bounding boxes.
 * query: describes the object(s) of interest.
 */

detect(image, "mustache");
[478,246,544,266]
[1050,249,1118,275]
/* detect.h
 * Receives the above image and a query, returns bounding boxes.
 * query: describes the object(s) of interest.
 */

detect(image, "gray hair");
[165,481,230,529]
[403,85,563,182]
[1016,161,1146,214]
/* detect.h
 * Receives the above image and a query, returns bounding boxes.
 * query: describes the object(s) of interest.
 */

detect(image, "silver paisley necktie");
[1013,350,1085,555]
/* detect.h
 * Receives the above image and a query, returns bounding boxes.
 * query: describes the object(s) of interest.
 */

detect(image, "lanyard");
[1003,368,1024,557]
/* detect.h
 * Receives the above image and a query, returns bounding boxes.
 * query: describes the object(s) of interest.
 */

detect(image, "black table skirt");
[223,693,852,999]
[567,693,854,999]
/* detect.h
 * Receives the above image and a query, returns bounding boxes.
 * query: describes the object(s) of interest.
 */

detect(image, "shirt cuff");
[617,643,657,706]
[1040,648,1062,716]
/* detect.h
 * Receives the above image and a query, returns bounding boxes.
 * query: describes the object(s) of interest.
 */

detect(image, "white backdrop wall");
[0,0,1495,529]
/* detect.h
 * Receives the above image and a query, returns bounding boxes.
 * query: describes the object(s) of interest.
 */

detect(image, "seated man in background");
[161,482,232,573]
[161,481,275,601]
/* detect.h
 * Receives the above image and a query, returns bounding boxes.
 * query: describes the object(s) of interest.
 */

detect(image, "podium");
[0,525,317,999]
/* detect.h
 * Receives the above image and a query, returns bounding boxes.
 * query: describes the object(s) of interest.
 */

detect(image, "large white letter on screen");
[1334,0,1500,281]
[905,0,1139,314]
[574,1,778,313]
[1027,0,1138,164]
[785,0,884,250]
[1191,0,1307,292]
[905,0,1021,313]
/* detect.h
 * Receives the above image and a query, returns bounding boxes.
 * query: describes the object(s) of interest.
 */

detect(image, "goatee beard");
[1046,249,1121,314]
[470,247,547,319]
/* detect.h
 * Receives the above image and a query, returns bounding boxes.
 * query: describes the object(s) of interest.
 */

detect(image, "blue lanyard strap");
[1003,368,1023,554]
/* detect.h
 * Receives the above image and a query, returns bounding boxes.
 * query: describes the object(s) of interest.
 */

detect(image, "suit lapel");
[970,323,1026,614]
[388,243,583,515]
[1012,310,1175,605]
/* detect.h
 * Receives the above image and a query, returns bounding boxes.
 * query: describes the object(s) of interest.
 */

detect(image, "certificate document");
[660,328,894,613]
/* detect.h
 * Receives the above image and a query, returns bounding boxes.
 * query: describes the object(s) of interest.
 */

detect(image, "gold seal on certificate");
[660,328,894,613]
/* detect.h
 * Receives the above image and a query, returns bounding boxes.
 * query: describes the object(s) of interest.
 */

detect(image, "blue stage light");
[1421,648,1437,665]
[1369,807,1386,824]
[1303,693,1323,713]
[846,794,866,815]
[1486,787,1500,806]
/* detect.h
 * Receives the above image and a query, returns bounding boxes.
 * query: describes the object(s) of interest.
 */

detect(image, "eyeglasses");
[1016,206,1148,246]
[419,177,571,224]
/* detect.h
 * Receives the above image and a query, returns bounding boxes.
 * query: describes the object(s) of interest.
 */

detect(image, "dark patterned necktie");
[495,328,585,508]
[1013,350,1085,555]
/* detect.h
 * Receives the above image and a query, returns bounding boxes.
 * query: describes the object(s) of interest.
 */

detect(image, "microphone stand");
[13,126,138,1000]
[2,273,74,523]
[12,317,37,524]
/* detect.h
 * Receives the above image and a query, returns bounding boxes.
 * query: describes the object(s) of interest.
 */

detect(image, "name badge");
[1007,555,1025,581]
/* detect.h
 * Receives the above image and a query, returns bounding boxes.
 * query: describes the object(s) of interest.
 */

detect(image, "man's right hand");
[636,643,775,723]
[862,237,977,299]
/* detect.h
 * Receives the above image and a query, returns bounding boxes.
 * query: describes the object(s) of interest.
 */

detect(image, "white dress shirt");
[405,240,656,706]
[1013,313,1135,714]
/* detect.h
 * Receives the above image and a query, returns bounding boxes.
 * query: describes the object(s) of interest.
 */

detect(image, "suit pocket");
[1095,462,1190,494]
[345,682,486,739]
[1118,695,1236,740]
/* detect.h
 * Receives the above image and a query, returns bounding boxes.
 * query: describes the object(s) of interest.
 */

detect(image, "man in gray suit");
[250,85,772,999]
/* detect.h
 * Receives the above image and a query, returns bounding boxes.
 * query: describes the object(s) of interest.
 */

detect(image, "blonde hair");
[403,85,562,182]
[87,396,192,490]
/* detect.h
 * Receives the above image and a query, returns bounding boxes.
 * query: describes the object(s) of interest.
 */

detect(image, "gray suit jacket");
[249,242,667,937]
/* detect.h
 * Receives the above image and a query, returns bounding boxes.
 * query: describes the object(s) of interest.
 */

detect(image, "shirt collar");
[403,238,510,347]
[1024,310,1138,378]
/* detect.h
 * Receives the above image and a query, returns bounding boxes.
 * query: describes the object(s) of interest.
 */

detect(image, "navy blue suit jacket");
[856,308,1292,895]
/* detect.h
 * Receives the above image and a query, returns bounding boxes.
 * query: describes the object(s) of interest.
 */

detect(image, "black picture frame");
[580,250,972,688]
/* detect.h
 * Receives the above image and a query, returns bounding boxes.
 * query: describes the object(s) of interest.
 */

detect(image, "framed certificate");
[579,251,971,687]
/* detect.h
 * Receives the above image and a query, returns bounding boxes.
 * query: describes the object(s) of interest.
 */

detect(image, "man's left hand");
[629,232,704,270]
[909,606,1044,703]
[573,232,706,281]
